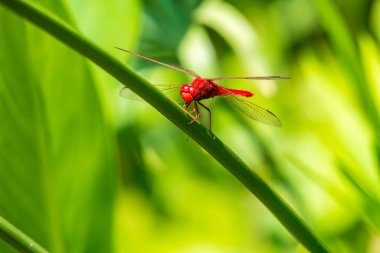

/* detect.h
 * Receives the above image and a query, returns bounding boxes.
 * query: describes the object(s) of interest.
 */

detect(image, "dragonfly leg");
[188,101,200,124]
[183,102,191,110]
[184,102,196,116]
[198,101,212,132]
[185,101,214,138]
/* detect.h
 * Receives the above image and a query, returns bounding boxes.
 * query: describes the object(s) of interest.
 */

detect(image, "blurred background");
[0,0,379,252]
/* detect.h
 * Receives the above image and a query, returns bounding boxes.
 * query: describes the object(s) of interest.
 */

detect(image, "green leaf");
[0,3,116,253]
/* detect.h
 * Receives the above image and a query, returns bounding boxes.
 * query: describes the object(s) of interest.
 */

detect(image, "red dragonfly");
[116,47,288,131]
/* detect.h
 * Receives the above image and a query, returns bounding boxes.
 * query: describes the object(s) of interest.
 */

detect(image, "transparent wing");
[209,76,290,81]
[115,47,200,78]
[218,86,282,127]
[120,84,182,102]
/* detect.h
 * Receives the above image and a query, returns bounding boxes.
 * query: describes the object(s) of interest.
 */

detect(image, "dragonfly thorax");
[180,84,198,103]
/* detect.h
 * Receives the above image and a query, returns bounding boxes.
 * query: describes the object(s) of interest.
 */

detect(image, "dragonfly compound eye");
[180,85,195,103]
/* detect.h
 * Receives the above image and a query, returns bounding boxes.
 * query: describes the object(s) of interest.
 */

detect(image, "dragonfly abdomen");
[217,87,253,97]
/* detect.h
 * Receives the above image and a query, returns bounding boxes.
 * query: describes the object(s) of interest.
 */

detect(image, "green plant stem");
[0,1,331,252]
[0,216,48,253]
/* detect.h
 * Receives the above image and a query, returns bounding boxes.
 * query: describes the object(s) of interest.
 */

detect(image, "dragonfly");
[116,47,289,132]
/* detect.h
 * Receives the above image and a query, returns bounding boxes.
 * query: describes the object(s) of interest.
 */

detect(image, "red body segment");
[180,77,253,103]
[218,88,253,97]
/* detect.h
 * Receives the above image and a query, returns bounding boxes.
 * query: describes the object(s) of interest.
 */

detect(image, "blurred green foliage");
[0,0,379,252]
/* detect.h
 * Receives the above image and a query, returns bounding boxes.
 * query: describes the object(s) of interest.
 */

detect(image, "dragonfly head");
[180,85,197,103]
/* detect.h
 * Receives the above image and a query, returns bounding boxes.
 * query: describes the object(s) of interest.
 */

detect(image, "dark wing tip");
[262,108,282,127]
